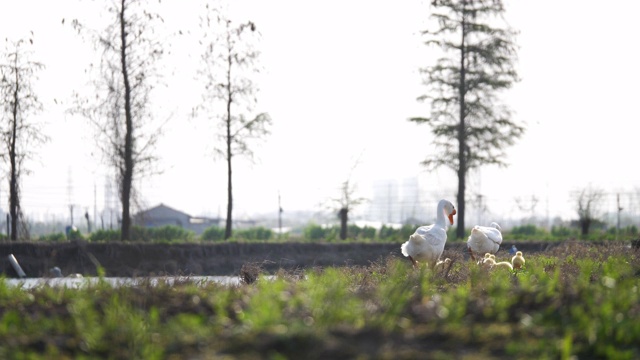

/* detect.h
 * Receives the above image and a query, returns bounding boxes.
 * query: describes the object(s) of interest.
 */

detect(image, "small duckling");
[482,256,496,270]
[511,251,525,269]
[493,261,514,270]
[435,258,452,272]
[478,253,492,266]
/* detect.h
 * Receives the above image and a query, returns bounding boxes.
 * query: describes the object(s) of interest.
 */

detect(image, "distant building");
[133,203,220,235]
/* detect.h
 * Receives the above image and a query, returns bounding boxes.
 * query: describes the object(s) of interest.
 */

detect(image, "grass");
[0,242,639,359]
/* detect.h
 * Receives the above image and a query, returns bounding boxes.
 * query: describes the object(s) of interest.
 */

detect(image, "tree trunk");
[339,208,348,240]
[9,76,19,241]
[225,142,233,240]
[119,0,133,241]
[580,219,590,236]
[224,38,233,240]
[456,6,468,239]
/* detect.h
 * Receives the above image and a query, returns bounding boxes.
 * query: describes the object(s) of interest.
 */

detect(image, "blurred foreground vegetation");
[1,242,639,359]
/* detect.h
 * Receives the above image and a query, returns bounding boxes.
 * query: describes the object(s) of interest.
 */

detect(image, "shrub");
[348,225,376,240]
[38,232,67,242]
[234,227,273,241]
[201,226,225,241]
[378,225,398,240]
[90,229,121,242]
[90,226,195,242]
[509,224,548,239]
[149,225,195,242]
[303,223,326,241]
[551,225,577,238]
[67,228,85,241]
[606,225,639,237]
[130,226,152,242]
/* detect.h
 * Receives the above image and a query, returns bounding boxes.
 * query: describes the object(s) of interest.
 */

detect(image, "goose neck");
[435,200,447,228]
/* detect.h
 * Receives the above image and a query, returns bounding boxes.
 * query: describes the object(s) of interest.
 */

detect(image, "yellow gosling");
[478,252,493,265]
[494,261,513,270]
[512,251,525,269]
[482,257,496,270]
[435,258,452,271]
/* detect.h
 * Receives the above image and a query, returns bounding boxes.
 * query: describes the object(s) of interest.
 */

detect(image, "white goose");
[467,222,503,261]
[401,199,456,269]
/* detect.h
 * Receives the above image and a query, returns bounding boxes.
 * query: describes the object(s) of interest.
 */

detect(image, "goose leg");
[467,246,476,261]
[408,255,417,268]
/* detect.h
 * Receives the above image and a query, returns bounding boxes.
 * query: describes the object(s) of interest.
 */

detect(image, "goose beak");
[448,209,456,225]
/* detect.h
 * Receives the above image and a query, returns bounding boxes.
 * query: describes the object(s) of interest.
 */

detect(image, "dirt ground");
[0,240,570,278]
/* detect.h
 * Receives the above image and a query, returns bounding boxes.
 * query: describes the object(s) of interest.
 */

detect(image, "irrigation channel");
[3,275,265,289]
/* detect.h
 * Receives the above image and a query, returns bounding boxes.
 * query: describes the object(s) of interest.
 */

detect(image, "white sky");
[1,0,639,226]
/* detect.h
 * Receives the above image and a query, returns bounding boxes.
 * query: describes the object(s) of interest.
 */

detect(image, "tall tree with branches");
[333,178,367,241]
[199,6,271,240]
[0,36,48,240]
[410,0,524,238]
[573,187,604,236]
[69,0,165,241]
[330,158,367,240]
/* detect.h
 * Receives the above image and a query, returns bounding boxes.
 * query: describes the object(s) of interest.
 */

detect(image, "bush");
[378,225,398,240]
[348,225,376,240]
[89,226,195,242]
[149,225,195,242]
[234,227,273,241]
[90,229,121,242]
[303,223,326,241]
[38,232,67,242]
[201,226,225,241]
[509,224,548,239]
[67,228,85,241]
[606,225,639,237]
[551,225,577,238]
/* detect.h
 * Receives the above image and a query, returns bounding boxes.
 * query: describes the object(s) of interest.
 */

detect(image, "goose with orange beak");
[401,199,456,269]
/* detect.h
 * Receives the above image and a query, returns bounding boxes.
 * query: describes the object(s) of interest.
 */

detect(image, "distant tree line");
[22,221,638,243]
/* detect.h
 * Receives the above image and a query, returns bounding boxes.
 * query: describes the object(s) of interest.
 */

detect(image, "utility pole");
[476,194,483,226]
[617,193,623,240]
[67,168,75,226]
[94,182,97,232]
[387,183,392,223]
[85,210,91,233]
[278,192,283,239]
[545,183,550,230]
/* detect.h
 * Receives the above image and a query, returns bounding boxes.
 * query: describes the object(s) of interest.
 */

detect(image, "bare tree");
[0,36,48,240]
[573,187,604,236]
[515,195,539,221]
[330,160,367,240]
[69,0,165,240]
[198,5,271,240]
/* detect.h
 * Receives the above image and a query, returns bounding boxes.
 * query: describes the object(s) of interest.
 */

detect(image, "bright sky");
[1,0,639,227]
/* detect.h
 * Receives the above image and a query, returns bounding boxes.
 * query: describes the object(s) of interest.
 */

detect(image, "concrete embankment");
[0,240,571,278]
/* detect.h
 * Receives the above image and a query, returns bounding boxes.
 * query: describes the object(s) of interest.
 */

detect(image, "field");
[1,241,639,359]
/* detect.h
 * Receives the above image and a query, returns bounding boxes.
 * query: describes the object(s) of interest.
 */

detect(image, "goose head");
[440,200,456,225]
